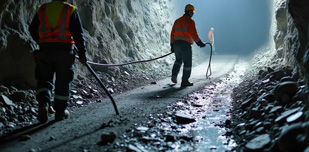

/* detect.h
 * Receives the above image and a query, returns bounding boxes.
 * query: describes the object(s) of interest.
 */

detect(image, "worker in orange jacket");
[170,4,206,87]
[208,27,215,52]
[29,0,87,123]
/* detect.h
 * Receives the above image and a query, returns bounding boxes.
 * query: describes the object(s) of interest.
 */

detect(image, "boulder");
[274,107,301,124]
[278,122,308,152]
[245,134,271,151]
[100,132,117,144]
[175,112,195,124]
[274,81,298,104]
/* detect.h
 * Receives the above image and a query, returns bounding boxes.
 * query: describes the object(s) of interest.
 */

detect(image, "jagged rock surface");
[1,0,205,88]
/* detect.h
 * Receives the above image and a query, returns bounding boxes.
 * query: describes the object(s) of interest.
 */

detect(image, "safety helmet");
[211,27,214,30]
[185,4,196,12]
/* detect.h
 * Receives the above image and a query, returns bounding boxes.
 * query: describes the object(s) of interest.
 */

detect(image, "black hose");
[205,42,212,79]
[74,46,120,115]
[85,62,120,115]
[87,52,173,66]
[74,43,212,115]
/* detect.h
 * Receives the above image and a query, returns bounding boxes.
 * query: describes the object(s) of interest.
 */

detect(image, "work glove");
[78,54,87,65]
[197,41,206,48]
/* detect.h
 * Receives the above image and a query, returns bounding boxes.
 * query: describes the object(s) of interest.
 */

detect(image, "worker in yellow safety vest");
[170,4,206,87]
[208,27,215,51]
[29,0,87,123]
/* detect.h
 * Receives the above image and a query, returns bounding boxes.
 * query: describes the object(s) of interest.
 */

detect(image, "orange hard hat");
[185,4,196,12]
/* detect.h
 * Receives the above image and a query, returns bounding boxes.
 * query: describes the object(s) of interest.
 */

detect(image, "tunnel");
[0,0,309,151]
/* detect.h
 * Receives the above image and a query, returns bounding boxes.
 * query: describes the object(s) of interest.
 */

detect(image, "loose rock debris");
[228,65,309,152]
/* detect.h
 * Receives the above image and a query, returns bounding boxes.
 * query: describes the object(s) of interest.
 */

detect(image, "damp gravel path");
[109,58,248,152]
[0,55,240,152]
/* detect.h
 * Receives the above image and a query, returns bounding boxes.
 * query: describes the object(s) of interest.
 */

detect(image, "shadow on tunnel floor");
[0,120,57,145]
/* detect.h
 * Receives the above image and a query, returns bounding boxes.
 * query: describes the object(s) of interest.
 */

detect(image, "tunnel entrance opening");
[174,0,274,56]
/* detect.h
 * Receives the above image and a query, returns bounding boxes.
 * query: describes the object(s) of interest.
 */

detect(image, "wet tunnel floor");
[110,60,248,151]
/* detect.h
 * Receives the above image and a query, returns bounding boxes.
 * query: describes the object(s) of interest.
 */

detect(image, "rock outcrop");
[287,0,309,81]
[274,0,309,84]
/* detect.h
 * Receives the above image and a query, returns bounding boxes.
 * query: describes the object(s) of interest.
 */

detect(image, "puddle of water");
[111,60,248,152]
[176,60,248,152]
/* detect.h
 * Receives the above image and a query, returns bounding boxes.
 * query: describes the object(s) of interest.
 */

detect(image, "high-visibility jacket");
[37,1,76,44]
[171,14,201,45]
[208,31,214,42]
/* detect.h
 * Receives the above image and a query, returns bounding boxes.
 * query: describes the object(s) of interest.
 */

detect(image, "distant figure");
[170,4,206,87]
[29,0,87,123]
[208,27,215,52]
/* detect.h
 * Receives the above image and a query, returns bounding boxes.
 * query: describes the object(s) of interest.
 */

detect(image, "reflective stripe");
[183,17,190,29]
[174,17,190,32]
[183,67,192,71]
[174,20,178,31]
[175,29,188,32]
[55,94,70,101]
[39,5,47,39]
[174,36,194,43]
[194,38,201,43]
[36,88,50,95]
[60,5,69,37]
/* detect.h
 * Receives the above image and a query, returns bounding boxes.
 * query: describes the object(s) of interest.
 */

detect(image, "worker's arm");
[29,14,40,44]
[188,20,205,47]
[70,10,87,60]
[170,20,176,52]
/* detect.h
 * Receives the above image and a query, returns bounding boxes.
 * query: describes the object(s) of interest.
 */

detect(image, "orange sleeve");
[188,20,201,43]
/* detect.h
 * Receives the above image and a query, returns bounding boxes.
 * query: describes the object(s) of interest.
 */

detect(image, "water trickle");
[175,60,248,151]
[113,60,248,151]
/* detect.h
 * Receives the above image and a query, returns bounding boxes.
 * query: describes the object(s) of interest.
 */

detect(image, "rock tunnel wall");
[274,0,309,84]
[1,0,207,88]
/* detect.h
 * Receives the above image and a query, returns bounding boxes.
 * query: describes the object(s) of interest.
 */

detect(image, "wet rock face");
[274,0,309,85]
[274,0,287,51]
[0,0,175,87]
[0,0,48,87]
[288,0,309,83]
[285,0,309,82]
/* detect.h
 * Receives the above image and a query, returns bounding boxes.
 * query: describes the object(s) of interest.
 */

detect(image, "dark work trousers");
[35,47,75,113]
[172,40,192,82]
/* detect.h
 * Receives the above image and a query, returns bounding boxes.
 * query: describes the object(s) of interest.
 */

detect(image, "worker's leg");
[172,41,184,77]
[54,50,75,120]
[182,44,192,82]
[35,50,55,122]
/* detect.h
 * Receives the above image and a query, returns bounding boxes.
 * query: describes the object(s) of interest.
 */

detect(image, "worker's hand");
[78,55,87,65]
[197,41,206,48]
[200,43,206,48]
